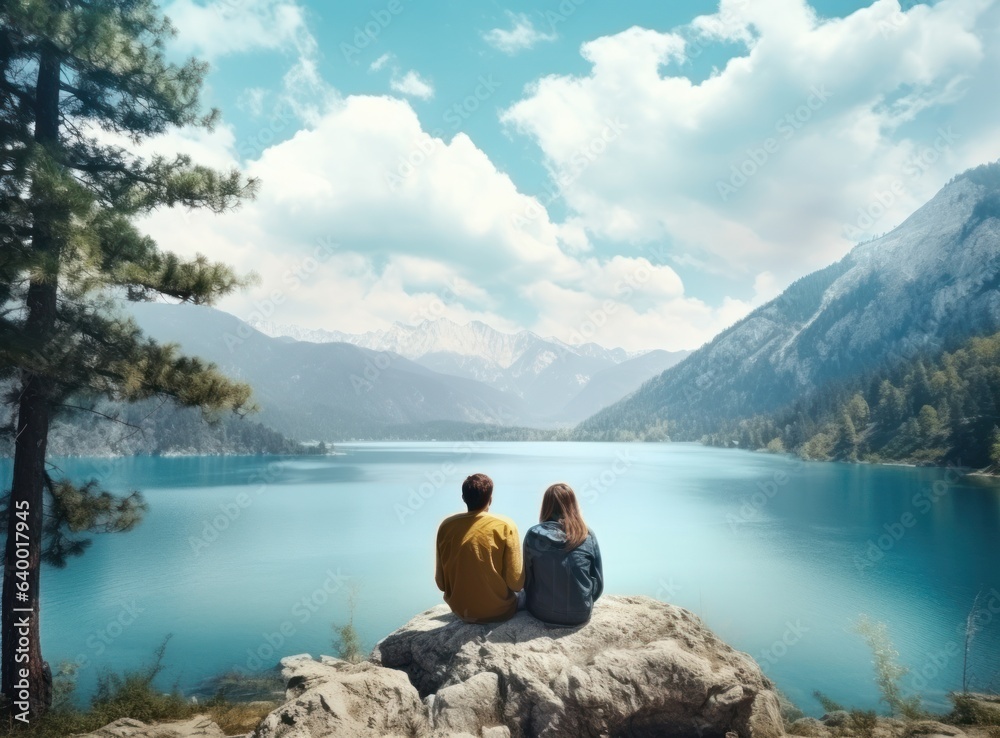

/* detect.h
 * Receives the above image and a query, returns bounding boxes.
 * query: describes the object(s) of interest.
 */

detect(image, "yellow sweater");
[435,511,524,623]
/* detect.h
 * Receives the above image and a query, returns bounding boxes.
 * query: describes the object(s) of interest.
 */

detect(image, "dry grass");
[207,700,279,735]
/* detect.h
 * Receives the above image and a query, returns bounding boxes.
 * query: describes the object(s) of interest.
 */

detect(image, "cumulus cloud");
[135,94,746,351]
[502,0,1000,285]
[389,70,435,100]
[483,11,557,54]
[367,53,435,101]
[140,0,1000,353]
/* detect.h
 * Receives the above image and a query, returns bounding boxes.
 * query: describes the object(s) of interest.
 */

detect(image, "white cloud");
[146,0,1000,353]
[502,0,1000,285]
[165,0,337,125]
[237,87,268,117]
[389,70,435,100]
[483,11,557,54]
[369,53,393,72]
[134,94,752,351]
[165,0,310,60]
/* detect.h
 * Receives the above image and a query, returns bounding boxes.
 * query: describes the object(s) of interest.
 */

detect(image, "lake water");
[8,442,1000,715]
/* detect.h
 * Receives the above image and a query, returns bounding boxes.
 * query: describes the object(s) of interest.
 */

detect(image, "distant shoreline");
[3,440,996,481]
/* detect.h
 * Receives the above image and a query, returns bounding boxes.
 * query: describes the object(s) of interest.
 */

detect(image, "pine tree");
[917,405,943,445]
[874,380,905,431]
[846,392,870,428]
[990,426,1000,467]
[0,0,258,721]
[837,408,859,459]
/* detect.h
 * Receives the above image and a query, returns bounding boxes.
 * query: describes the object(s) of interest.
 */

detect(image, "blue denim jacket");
[523,520,603,626]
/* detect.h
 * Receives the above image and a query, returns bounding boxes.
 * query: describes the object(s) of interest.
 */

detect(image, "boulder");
[820,710,851,727]
[250,654,428,738]
[72,715,226,737]
[373,594,784,738]
[787,716,830,736]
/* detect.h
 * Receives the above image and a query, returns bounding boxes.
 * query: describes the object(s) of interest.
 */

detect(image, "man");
[435,473,524,623]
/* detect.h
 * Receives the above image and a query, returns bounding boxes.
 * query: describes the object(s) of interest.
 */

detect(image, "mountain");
[577,162,1000,440]
[248,317,688,421]
[703,329,1000,468]
[557,350,691,423]
[128,303,534,440]
[253,318,542,367]
[31,401,313,457]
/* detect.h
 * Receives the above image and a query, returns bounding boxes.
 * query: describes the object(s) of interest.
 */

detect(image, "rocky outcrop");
[250,655,428,737]
[72,715,226,737]
[251,595,785,738]
[902,722,967,737]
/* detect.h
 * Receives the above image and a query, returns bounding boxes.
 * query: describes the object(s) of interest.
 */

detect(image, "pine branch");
[54,401,139,429]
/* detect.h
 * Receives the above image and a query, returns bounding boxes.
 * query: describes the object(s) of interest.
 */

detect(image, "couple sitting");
[434,473,603,626]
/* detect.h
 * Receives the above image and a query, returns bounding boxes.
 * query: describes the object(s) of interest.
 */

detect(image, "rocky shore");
[74,595,999,738]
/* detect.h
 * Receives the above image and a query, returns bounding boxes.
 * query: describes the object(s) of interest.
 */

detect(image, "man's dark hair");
[462,473,493,511]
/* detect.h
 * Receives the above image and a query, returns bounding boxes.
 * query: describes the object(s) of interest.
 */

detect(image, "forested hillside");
[703,331,1000,468]
[0,398,319,458]
[577,163,1000,451]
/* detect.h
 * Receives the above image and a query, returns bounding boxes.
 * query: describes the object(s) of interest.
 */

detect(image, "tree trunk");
[1,44,61,725]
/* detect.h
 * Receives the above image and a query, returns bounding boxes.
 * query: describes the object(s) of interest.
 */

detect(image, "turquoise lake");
[8,442,1000,715]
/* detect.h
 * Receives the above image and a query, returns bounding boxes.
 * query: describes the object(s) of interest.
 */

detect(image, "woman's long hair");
[539,483,589,549]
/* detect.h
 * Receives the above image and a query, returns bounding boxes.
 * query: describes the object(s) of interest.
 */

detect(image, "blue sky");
[142,0,1000,350]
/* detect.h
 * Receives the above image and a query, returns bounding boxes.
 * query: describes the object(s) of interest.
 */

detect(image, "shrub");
[332,580,365,663]
[950,693,1000,726]
[848,709,879,738]
[813,690,844,714]
[0,637,195,737]
[88,636,194,726]
[855,616,923,719]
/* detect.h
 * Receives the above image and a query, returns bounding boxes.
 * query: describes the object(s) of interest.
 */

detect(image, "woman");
[522,483,603,626]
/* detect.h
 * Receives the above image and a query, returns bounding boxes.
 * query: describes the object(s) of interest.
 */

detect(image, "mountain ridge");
[246,316,649,367]
[576,161,1000,440]
[246,315,689,422]
[125,303,689,438]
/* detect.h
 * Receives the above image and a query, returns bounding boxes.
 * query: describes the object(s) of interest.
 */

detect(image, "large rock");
[72,715,226,737]
[250,654,428,738]
[373,594,784,738]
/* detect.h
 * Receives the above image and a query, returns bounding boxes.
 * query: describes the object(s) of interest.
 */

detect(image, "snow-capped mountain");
[247,317,636,368]
[578,162,1000,439]
[247,317,687,420]
[128,303,536,439]
[121,303,692,436]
